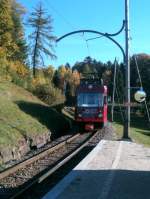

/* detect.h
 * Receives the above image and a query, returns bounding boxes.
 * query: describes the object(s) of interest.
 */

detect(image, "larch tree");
[28,2,56,77]
[0,0,17,60]
[11,0,28,63]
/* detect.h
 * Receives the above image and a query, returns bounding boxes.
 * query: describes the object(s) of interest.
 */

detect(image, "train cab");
[75,78,107,131]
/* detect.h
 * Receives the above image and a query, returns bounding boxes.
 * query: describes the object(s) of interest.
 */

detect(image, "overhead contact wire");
[45,0,92,57]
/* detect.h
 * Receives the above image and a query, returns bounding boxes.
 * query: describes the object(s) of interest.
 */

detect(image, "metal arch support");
[56,29,125,61]
[106,20,125,37]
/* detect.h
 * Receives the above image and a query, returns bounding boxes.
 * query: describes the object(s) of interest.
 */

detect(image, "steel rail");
[0,134,80,180]
[9,130,100,199]
[38,130,99,183]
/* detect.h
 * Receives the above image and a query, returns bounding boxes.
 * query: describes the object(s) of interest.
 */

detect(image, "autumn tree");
[0,0,29,81]
[55,65,67,92]
[0,0,17,60]
[11,0,28,63]
[44,65,55,81]
[28,2,56,77]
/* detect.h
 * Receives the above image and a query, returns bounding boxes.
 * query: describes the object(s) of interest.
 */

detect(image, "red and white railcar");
[75,78,107,131]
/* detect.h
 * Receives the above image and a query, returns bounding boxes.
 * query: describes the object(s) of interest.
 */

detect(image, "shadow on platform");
[2,168,149,199]
[41,169,150,199]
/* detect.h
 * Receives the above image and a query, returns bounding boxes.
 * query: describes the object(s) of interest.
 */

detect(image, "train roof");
[77,77,107,94]
[80,78,103,86]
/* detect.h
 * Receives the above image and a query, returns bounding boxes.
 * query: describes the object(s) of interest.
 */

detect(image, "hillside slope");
[0,82,70,164]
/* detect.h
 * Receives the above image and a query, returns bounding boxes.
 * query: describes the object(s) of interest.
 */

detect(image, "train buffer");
[43,140,150,199]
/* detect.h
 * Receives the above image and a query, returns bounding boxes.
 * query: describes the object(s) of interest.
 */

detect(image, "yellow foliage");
[58,65,67,78]
[0,47,10,81]
[63,68,72,82]
[0,47,6,58]
[0,47,7,67]
[47,65,54,74]
[72,70,80,85]
[9,61,28,77]
[44,66,55,81]
[32,76,46,86]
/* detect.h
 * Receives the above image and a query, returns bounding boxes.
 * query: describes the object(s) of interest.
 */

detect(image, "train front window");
[77,93,103,107]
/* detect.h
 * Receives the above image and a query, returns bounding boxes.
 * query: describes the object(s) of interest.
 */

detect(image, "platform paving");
[43,139,150,199]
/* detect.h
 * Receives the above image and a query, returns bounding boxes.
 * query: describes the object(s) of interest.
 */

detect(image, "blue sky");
[18,0,150,68]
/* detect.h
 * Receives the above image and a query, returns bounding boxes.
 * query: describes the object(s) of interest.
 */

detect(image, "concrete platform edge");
[42,140,106,199]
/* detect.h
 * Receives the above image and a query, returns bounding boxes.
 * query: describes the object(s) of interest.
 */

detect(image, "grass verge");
[111,111,150,147]
[0,81,71,164]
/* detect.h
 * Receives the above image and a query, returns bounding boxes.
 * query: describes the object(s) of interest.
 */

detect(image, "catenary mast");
[123,0,130,138]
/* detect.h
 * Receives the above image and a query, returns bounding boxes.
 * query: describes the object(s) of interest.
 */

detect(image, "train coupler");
[85,124,94,131]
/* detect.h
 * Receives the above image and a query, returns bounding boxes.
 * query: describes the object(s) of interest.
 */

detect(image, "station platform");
[43,139,150,199]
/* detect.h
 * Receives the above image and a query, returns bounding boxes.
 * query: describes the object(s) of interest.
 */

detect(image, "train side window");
[104,96,107,105]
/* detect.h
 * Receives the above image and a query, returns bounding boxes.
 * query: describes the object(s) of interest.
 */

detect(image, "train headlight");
[98,113,103,118]
[78,113,82,117]
[88,85,93,89]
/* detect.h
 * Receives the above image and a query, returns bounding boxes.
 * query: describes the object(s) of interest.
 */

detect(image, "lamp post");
[123,0,130,138]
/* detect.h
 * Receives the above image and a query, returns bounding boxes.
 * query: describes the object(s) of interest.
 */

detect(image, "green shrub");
[33,83,65,105]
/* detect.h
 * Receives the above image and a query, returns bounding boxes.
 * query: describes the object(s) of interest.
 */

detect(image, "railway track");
[62,106,75,119]
[0,130,101,199]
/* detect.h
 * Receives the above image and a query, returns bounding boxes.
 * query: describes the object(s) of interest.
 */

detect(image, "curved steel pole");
[106,20,125,37]
[56,30,125,60]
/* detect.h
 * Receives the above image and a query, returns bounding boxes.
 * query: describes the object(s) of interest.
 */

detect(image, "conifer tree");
[0,0,17,60]
[28,2,56,77]
[11,0,28,63]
